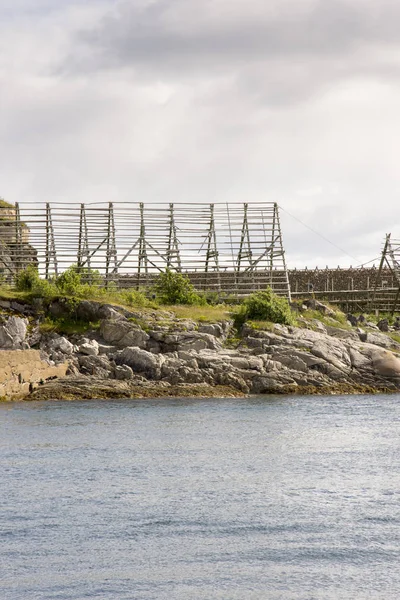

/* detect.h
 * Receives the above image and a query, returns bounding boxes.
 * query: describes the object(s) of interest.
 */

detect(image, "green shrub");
[55,265,103,298]
[31,278,57,300]
[119,289,149,308]
[15,266,57,299]
[15,265,41,292]
[234,288,293,327]
[153,269,205,305]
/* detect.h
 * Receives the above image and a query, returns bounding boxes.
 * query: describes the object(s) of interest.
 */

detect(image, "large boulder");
[371,350,400,377]
[165,331,222,352]
[114,364,134,380]
[365,331,400,350]
[377,319,389,333]
[115,347,164,379]
[76,301,123,322]
[197,321,232,339]
[46,336,75,355]
[100,318,149,348]
[78,354,114,378]
[0,316,28,349]
[78,339,99,356]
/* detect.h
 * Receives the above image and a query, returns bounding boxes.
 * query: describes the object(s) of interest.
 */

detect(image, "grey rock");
[372,350,400,377]
[97,343,118,355]
[48,299,71,319]
[356,328,368,342]
[348,347,371,370]
[270,349,308,373]
[346,314,358,327]
[116,347,165,379]
[114,365,134,380]
[183,332,222,352]
[229,356,264,371]
[311,319,327,334]
[234,368,264,382]
[100,318,149,348]
[195,351,227,370]
[310,340,350,372]
[214,371,249,393]
[0,316,28,349]
[79,339,99,356]
[366,331,400,350]
[74,300,124,322]
[245,336,267,349]
[325,326,358,340]
[377,319,389,332]
[251,373,298,394]
[46,336,75,355]
[198,323,225,338]
[75,300,101,322]
[146,339,162,354]
[10,301,31,315]
[304,299,335,316]
[78,354,114,378]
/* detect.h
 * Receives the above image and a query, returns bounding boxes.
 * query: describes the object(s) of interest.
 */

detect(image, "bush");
[234,288,293,327]
[15,266,57,299]
[15,265,41,292]
[119,289,149,308]
[55,265,103,297]
[153,269,205,305]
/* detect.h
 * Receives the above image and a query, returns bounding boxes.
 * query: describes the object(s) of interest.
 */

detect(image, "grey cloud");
[60,0,400,109]
[73,0,400,70]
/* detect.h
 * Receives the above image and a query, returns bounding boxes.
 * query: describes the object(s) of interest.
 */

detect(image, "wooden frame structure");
[0,201,291,299]
[372,233,400,314]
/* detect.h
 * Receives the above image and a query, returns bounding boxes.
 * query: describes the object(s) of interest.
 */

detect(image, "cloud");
[1,0,400,268]
[70,1,400,81]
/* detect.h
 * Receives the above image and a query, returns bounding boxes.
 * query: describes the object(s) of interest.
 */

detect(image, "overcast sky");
[1,0,400,268]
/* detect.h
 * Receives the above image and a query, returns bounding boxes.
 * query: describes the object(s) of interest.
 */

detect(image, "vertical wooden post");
[205,203,220,291]
[274,203,291,301]
[137,202,148,289]
[105,202,118,287]
[166,203,181,271]
[226,203,238,297]
[269,206,276,287]
[371,233,390,308]
[45,203,58,279]
[237,203,252,272]
[14,203,23,276]
[77,203,91,271]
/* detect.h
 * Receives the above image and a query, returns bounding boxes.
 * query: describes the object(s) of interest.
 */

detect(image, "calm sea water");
[1,394,400,600]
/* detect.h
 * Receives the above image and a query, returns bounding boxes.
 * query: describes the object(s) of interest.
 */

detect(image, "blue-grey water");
[1,394,400,600]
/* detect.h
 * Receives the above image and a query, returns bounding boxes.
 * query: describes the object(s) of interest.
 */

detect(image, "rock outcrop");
[2,299,400,401]
[0,349,68,399]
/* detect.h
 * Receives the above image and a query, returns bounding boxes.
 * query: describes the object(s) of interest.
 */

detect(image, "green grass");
[164,304,232,322]
[294,307,352,330]
[245,320,277,331]
[388,332,400,344]
[0,286,32,302]
[0,198,14,209]
[39,316,100,336]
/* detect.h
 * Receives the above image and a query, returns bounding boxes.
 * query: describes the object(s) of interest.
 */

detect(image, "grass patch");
[245,320,277,332]
[165,304,232,322]
[294,308,352,330]
[224,337,241,349]
[39,317,100,336]
[388,332,400,344]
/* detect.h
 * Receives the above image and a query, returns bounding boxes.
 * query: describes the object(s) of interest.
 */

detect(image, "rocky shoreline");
[2,297,400,401]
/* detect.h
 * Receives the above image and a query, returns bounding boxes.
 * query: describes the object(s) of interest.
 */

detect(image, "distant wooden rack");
[0,201,291,300]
